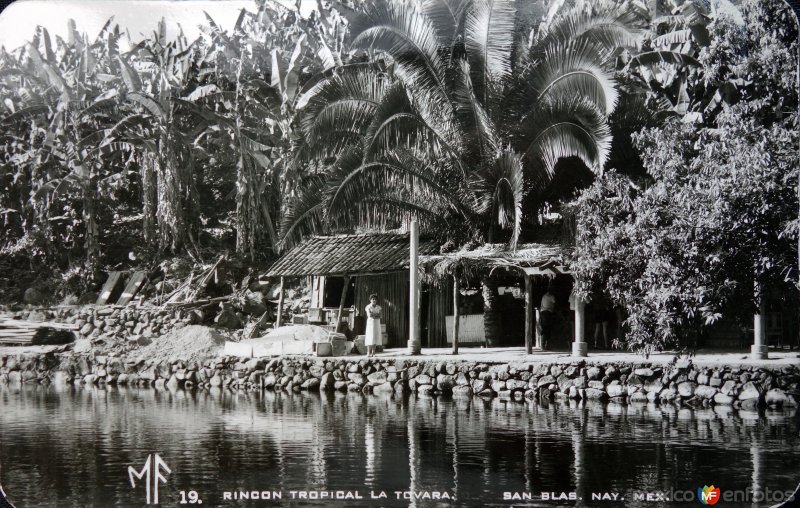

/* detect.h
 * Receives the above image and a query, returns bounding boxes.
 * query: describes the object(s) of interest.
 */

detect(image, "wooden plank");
[96,271,124,305]
[116,271,147,306]
[0,320,78,330]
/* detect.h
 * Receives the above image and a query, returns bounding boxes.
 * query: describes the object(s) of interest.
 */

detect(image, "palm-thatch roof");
[420,242,571,283]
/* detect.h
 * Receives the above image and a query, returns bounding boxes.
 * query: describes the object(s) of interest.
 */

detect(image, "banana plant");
[1,22,126,264]
[98,19,203,253]
[183,3,338,261]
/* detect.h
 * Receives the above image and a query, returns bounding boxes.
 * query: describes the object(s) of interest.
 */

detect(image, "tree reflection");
[0,385,797,507]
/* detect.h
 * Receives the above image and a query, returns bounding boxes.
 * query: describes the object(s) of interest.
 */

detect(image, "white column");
[572,290,588,358]
[408,220,421,355]
[752,280,768,359]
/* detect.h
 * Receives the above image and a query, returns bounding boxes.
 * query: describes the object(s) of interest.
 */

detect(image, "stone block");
[765,388,789,406]
[677,381,697,398]
[584,388,607,400]
[694,385,718,399]
[738,381,762,401]
[714,393,734,405]
[436,374,456,391]
[368,371,388,385]
[452,385,473,398]
[607,384,627,398]
[418,385,435,396]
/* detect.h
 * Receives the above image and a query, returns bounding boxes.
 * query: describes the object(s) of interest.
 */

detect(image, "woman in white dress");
[364,294,382,357]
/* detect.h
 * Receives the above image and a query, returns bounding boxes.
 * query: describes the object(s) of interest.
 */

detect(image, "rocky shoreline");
[1,351,797,411]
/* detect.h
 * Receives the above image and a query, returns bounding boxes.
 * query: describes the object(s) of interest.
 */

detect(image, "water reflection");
[0,384,797,507]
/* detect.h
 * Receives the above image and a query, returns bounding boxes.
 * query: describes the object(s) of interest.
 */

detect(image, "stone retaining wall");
[1,353,797,410]
[10,306,190,351]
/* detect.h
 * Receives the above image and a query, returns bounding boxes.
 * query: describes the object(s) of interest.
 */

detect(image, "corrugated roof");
[266,233,438,277]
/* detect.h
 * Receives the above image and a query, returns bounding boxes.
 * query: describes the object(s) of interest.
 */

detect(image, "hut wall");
[310,276,325,309]
[426,284,453,348]
[354,272,409,347]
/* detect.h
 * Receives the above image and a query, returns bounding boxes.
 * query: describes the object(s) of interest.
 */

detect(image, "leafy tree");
[569,0,799,353]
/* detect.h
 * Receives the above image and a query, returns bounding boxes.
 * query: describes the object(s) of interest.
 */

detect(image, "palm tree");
[282,0,639,345]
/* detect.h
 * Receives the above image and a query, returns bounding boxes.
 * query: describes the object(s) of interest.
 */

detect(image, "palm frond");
[522,96,611,176]
[464,0,516,99]
[299,68,389,144]
[422,0,470,42]
[627,51,700,68]
[526,38,619,115]
[450,57,498,158]
[471,149,524,247]
[279,175,327,251]
[349,1,449,104]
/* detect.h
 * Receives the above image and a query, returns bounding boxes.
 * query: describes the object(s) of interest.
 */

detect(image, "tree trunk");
[235,141,262,261]
[481,276,500,347]
[83,190,99,264]
[155,145,185,252]
[141,151,157,245]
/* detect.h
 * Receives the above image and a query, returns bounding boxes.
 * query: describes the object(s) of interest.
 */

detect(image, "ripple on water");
[0,384,797,507]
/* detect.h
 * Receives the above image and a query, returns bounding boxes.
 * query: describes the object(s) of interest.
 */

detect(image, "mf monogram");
[128,453,172,504]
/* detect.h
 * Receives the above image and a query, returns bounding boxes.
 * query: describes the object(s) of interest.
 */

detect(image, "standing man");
[540,287,557,350]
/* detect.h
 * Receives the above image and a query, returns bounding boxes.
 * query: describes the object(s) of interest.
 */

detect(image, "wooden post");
[752,279,768,359]
[570,279,589,358]
[572,291,588,357]
[524,273,533,354]
[408,220,421,354]
[276,276,285,328]
[452,275,460,355]
[337,275,351,332]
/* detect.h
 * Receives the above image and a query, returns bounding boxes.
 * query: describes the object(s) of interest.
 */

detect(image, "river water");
[0,384,797,507]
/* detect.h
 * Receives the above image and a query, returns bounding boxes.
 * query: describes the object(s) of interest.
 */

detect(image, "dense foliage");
[0,2,342,299]
[570,0,799,353]
[1,0,797,357]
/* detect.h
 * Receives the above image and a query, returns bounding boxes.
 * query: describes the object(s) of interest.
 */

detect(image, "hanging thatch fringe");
[420,242,569,285]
